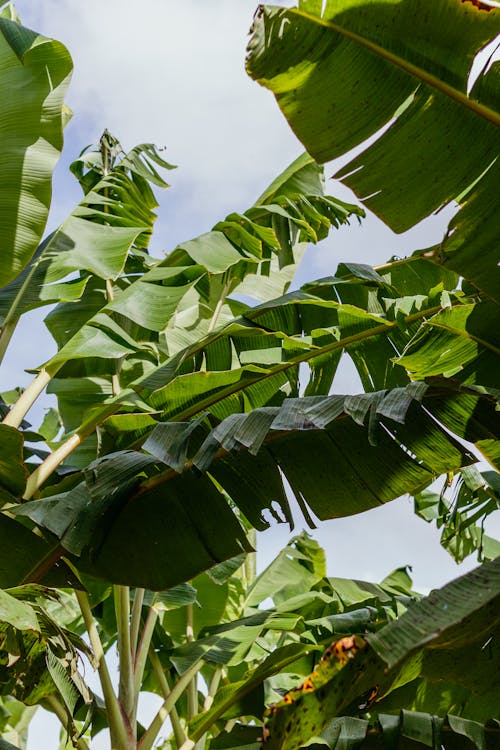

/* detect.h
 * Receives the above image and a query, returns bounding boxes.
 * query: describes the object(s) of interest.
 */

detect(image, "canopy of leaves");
[0,3,498,748]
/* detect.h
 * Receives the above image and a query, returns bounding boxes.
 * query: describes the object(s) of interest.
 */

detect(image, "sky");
[3,2,499,747]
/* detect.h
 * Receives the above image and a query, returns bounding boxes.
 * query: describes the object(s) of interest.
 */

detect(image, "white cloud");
[16,1,301,250]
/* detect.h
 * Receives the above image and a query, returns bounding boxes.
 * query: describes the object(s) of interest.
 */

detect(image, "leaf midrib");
[290,7,500,130]
[423,318,500,356]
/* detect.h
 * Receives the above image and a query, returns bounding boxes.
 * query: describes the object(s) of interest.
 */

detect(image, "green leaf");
[0,513,77,588]
[189,643,318,741]
[209,725,261,750]
[162,573,230,641]
[0,590,39,632]
[0,425,27,503]
[0,16,72,285]
[446,715,486,749]
[246,534,326,608]
[45,648,80,718]
[247,2,500,228]
[397,302,500,387]
[145,583,198,611]
[367,556,500,669]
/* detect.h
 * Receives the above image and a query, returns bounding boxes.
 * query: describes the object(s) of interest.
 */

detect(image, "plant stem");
[114,585,135,729]
[203,667,223,711]
[134,605,159,696]
[76,590,131,750]
[23,433,81,499]
[130,588,145,660]
[22,398,122,498]
[138,661,204,750]
[186,604,198,720]
[2,369,53,428]
[244,528,257,589]
[148,646,186,747]
[43,695,89,750]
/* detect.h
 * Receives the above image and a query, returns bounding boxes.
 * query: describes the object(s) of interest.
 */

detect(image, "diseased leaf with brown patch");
[462,0,494,11]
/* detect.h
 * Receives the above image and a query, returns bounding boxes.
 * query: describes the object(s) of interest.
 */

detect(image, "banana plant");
[0,2,498,749]
[257,553,500,750]
[1,2,498,595]
[2,534,497,750]
[0,533,418,750]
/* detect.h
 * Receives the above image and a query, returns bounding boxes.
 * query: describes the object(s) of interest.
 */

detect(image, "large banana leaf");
[262,713,499,750]
[12,381,497,589]
[246,0,500,301]
[49,256,487,472]
[260,557,500,750]
[44,256,463,444]
[0,14,72,287]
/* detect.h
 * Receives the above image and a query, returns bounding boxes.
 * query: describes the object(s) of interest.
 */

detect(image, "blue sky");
[3,3,498,746]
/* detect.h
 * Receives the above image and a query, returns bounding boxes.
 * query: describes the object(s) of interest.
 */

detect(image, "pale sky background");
[2,1,498,747]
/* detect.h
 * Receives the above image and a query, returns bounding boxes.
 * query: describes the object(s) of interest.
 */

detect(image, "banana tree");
[244,0,500,745]
[0,2,498,749]
[1,533,498,750]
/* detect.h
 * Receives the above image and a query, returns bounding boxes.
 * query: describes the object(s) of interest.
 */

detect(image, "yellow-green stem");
[115,585,135,727]
[186,604,198,720]
[23,398,122,499]
[148,646,186,747]
[23,433,81,499]
[130,588,145,660]
[138,661,204,750]
[203,667,223,712]
[105,277,121,396]
[2,369,53,428]
[76,590,131,750]
[207,276,232,333]
[134,606,158,696]
[244,528,257,588]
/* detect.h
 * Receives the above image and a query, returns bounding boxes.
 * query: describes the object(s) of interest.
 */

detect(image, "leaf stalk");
[76,590,132,750]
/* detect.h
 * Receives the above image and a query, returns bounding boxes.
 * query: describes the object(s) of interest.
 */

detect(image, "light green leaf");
[0,590,39,632]
[247,2,500,229]
[0,16,72,285]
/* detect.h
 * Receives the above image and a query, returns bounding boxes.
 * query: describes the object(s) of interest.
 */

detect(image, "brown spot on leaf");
[302,677,315,692]
[461,0,494,11]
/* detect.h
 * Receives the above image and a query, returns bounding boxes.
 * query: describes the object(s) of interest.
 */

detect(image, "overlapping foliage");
[0,1,498,748]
